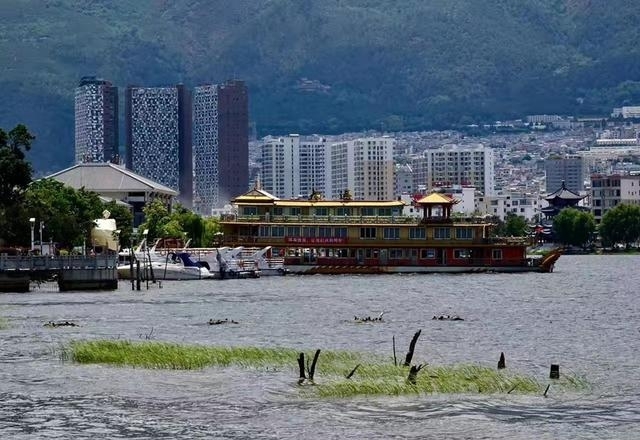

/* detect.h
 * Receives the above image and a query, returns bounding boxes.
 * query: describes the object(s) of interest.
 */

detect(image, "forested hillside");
[1,0,640,172]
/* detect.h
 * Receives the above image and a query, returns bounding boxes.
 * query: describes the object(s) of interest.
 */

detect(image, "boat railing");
[233,214,422,224]
[227,214,496,225]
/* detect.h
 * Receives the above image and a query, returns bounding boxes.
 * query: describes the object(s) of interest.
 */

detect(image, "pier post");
[498,352,506,369]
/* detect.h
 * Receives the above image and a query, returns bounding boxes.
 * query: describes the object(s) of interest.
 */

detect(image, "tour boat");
[217,187,561,275]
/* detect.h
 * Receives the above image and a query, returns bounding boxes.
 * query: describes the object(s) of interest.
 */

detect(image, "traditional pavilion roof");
[415,192,459,205]
[47,162,178,196]
[231,186,405,207]
[545,181,585,201]
[232,187,280,203]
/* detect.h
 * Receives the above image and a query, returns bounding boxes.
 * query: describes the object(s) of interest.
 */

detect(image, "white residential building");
[591,174,640,223]
[475,191,541,221]
[329,137,395,200]
[260,135,329,199]
[394,163,414,196]
[413,144,495,196]
[611,106,640,119]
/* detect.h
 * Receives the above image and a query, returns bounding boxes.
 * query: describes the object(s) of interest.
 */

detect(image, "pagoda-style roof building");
[415,192,459,221]
[541,181,587,218]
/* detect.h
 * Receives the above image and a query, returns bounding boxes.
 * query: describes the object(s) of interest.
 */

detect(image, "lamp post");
[29,218,35,252]
[39,221,44,255]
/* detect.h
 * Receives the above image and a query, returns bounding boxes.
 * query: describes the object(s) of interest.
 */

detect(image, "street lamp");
[39,221,44,255]
[29,218,35,252]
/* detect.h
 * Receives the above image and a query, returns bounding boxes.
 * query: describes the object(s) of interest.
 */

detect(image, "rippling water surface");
[1,255,640,439]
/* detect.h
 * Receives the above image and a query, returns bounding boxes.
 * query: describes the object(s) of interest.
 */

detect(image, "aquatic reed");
[64,340,587,397]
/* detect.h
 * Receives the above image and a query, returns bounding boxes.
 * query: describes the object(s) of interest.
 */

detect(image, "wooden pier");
[0,255,118,292]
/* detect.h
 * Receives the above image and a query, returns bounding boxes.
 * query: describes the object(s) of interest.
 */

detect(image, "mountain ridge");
[1,0,639,172]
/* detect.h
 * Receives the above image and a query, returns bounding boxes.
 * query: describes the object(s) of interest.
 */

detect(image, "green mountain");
[2,0,640,173]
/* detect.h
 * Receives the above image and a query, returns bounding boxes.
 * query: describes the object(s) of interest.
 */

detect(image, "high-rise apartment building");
[192,80,250,215]
[329,137,395,200]
[260,135,329,199]
[125,85,192,207]
[217,80,249,207]
[413,144,495,196]
[74,76,118,163]
[192,84,219,215]
[545,155,584,193]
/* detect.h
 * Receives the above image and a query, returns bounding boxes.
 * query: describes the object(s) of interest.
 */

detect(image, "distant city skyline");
[73,77,250,211]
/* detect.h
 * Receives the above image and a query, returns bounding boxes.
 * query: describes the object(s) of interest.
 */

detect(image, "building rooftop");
[47,162,178,196]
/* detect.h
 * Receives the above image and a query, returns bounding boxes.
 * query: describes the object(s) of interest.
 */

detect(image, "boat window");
[383,227,400,239]
[455,228,474,239]
[492,249,503,260]
[243,206,258,216]
[389,249,403,259]
[289,207,301,216]
[421,248,436,259]
[271,226,285,237]
[409,227,426,239]
[454,249,471,259]
[379,208,392,216]
[318,227,332,237]
[434,227,451,239]
[259,226,270,236]
[361,207,375,216]
[303,227,316,237]
[286,226,300,236]
[334,227,347,237]
[273,207,283,215]
[315,207,328,216]
[337,207,352,216]
[360,227,377,239]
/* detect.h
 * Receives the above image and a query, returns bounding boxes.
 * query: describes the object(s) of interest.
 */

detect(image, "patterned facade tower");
[125,85,192,207]
[217,80,249,208]
[193,85,219,215]
[74,77,118,163]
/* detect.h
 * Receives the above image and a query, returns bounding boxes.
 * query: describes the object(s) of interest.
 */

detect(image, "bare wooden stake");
[407,363,424,385]
[346,364,360,379]
[297,352,306,383]
[308,349,321,381]
[543,384,551,397]
[392,335,397,366]
[507,384,517,394]
[403,329,422,367]
[498,352,506,369]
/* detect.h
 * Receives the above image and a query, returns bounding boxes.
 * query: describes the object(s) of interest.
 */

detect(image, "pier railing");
[0,255,118,272]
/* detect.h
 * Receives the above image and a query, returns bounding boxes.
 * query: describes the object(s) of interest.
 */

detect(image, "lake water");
[1,255,640,439]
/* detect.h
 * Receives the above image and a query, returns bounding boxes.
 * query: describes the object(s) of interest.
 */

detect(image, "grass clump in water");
[64,340,587,397]
[313,364,541,398]
[64,339,365,372]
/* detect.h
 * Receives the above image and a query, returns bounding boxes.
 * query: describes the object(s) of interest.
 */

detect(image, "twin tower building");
[74,76,249,216]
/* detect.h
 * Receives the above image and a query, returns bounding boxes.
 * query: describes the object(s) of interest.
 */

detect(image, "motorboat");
[117,252,215,280]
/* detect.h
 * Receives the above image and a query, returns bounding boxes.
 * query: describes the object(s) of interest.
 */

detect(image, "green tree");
[503,213,528,237]
[138,199,171,242]
[202,217,222,247]
[23,179,104,250]
[0,124,36,245]
[553,208,596,248]
[599,203,640,248]
[573,211,597,249]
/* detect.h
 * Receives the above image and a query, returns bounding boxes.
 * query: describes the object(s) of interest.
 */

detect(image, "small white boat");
[247,246,289,276]
[118,252,215,280]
